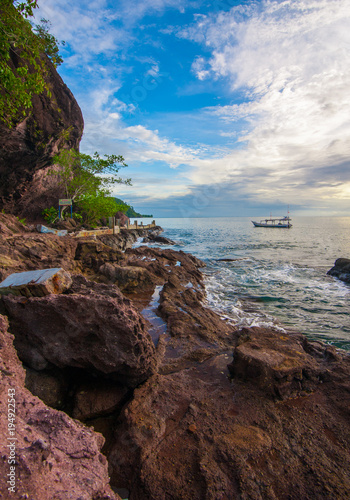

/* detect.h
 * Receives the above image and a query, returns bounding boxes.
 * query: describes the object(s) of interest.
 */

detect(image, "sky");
[34,0,350,217]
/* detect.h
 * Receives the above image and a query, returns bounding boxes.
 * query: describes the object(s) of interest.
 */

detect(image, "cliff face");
[0,53,84,220]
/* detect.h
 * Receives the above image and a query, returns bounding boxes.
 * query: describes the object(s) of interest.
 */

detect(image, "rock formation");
[2,275,157,387]
[0,314,120,500]
[327,257,350,284]
[1,217,350,499]
[142,230,177,245]
[0,55,84,220]
[108,327,350,500]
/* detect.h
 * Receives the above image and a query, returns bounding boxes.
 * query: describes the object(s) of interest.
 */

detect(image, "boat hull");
[252,221,292,228]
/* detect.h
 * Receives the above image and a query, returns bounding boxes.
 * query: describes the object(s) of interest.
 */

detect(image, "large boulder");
[0,314,120,500]
[228,327,323,399]
[327,258,350,283]
[99,263,154,292]
[1,275,157,387]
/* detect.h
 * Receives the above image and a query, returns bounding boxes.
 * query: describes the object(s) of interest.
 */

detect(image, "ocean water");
[134,216,350,351]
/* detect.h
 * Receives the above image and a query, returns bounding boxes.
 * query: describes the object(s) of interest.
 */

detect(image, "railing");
[74,220,156,238]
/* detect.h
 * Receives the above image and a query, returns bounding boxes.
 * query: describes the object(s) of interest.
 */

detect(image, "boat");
[251,215,292,228]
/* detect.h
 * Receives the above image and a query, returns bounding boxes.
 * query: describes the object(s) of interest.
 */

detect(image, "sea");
[134,216,350,352]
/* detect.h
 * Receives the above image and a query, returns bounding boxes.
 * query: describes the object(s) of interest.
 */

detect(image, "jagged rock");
[75,239,123,274]
[0,314,119,500]
[107,341,350,500]
[0,212,29,237]
[0,216,79,282]
[72,380,129,421]
[99,263,154,292]
[0,267,72,297]
[56,217,79,230]
[1,275,157,386]
[142,231,177,245]
[327,258,350,283]
[25,367,69,410]
[228,327,321,399]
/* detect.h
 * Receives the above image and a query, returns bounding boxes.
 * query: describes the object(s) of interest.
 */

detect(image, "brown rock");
[0,314,120,500]
[75,238,123,274]
[228,327,321,399]
[99,263,154,292]
[108,347,350,500]
[0,212,29,236]
[73,380,129,421]
[2,275,157,386]
[25,367,69,410]
[0,53,84,221]
[124,247,237,372]
[0,224,79,281]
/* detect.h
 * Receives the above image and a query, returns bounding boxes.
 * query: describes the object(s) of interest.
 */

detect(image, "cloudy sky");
[35,0,350,217]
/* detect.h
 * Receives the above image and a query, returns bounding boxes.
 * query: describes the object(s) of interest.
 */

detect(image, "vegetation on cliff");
[114,197,153,218]
[0,0,64,127]
[42,149,131,226]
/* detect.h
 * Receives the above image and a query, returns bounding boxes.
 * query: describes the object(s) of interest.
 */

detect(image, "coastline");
[1,214,350,499]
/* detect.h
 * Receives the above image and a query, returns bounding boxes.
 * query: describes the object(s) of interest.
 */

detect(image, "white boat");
[252,215,292,228]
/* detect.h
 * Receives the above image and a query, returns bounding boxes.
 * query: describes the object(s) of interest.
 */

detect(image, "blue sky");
[35,0,350,217]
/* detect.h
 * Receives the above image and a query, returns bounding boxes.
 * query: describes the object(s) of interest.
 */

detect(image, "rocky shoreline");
[1,214,350,499]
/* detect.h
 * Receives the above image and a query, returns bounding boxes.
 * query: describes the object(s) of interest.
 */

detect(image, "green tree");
[0,0,63,127]
[77,195,126,227]
[51,149,132,225]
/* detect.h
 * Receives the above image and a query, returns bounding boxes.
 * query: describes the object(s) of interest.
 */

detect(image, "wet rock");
[0,267,72,297]
[142,232,177,245]
[216,258,241,262]
[0,314,119,500]
[122,247,238,373]
[327,258,350,283]
[2,275,157,387]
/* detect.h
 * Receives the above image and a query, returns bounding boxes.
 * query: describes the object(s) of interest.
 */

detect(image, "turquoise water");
[135,217,350,351]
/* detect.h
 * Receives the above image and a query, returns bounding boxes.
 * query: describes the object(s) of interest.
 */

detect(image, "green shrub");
[42,207,58,224]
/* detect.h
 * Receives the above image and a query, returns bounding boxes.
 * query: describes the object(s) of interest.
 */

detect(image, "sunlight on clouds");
[36,0,350,213]
[179,0,350,208]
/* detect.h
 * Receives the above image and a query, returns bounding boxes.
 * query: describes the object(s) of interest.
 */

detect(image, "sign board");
[59,199,72,206]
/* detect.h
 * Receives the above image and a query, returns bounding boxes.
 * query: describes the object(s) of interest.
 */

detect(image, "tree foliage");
[52,149,131,200]
[0,0,64,127]
[77,195,126,227]
[51,149,132,225]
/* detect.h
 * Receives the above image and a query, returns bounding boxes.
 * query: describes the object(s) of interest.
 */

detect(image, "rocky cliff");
[1,216,350,499]
[0,54,84,220]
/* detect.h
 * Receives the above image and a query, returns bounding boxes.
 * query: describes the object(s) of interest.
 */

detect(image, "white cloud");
[34,0,350,214]
[177,0,350,209]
